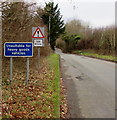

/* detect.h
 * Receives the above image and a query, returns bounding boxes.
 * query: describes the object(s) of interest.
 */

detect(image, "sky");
[26,0,116,28]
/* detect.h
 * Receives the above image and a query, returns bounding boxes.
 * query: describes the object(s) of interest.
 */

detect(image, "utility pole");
[49,15,51,46]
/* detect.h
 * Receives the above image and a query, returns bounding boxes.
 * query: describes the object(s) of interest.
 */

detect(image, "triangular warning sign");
[32,27,44,38]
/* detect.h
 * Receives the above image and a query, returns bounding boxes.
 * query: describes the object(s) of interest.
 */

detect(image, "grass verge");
[73,50,117,62]
[2,53,60,119]
[47,54,60,118]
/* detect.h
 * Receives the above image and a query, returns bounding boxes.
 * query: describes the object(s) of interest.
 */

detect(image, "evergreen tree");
[42,2,65,50]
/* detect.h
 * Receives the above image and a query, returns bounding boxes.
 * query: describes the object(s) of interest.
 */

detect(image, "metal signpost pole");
[26,57,29,85]
[38,48,40,68]
[10,57,13,82]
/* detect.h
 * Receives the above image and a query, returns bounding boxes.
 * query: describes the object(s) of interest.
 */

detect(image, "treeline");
[1,1,65,55]
[57,19,115,55]
[1,2,51,57]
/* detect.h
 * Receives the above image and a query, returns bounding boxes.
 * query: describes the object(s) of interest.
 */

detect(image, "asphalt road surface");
[56,49,115,118]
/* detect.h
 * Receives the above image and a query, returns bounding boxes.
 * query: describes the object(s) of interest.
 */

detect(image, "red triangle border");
[32,27,44,38]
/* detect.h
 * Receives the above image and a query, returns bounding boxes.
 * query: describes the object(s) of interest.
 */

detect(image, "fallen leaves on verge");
[2,57,58,119]
[60,78,70,119]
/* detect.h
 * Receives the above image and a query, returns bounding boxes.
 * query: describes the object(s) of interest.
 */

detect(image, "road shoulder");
[60,57,83,118]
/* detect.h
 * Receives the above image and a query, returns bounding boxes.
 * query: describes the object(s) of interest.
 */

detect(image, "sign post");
[38,48,40,68]
[26,57,29,85]
[4,42,33,85]
[32,27,45,68]
[10,57,13,82]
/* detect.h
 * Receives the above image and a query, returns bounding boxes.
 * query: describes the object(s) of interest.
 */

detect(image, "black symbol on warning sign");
[32,27,44,38]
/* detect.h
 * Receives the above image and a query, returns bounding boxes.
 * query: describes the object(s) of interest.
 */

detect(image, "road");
[56,49,115,118]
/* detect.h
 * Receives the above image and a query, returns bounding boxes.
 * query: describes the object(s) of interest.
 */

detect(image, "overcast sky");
[27,0,116,28]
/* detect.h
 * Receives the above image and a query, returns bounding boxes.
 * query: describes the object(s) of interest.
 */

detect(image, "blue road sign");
[4,42,33,57]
